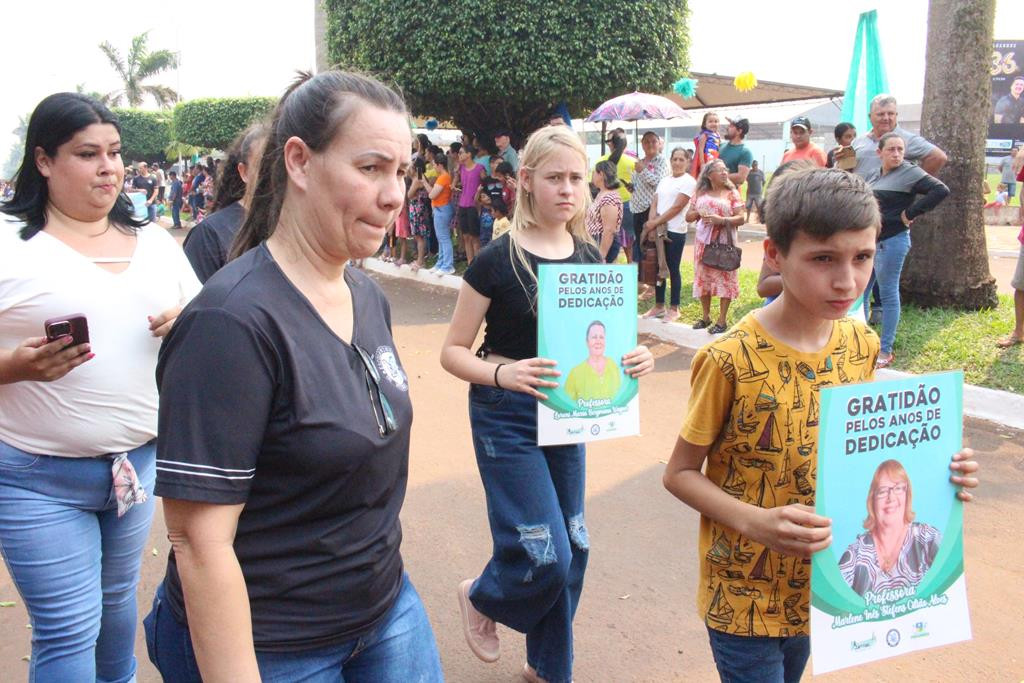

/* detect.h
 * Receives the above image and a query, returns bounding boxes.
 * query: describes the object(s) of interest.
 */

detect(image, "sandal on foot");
[692,318,712,330]
[996,335,1023,349]
[458,579,499,663]
[641,307,665,319]
[662,309,681,324]
[875,352,895,369]
[708,323,728,334]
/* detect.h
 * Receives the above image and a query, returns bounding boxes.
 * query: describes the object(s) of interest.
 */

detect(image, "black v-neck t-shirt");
[463,233,601,360]
[155,244,412,651]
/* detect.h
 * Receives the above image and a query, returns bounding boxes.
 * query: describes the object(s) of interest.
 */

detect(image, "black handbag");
[701,226,742,272]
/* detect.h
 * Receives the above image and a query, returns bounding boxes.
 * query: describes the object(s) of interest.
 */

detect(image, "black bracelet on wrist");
[494,363,506,389]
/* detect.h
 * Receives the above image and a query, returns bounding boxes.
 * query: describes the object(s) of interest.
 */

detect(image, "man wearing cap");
[719,117,753,188]
[781,117,827,167]
[494,130,519,172]
[852,93,947,178]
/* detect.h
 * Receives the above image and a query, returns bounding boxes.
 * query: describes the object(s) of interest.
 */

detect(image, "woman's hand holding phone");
[0,335,92,384]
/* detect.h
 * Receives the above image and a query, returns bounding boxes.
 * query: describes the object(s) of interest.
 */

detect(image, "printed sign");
[989,40,1024,143]
[811,371,971,674]
[536,263,639,445]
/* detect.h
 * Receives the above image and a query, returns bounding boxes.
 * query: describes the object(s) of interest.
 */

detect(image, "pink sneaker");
[457,579,499,663]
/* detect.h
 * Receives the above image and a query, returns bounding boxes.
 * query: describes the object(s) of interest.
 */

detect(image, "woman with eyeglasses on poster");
[144,71,442,682]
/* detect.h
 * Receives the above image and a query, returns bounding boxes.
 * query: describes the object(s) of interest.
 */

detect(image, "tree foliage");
[324,0,690,143]
[99,31,180,108]
[112,109,172,163]
[172,97,277,150]
[2,115,29,180]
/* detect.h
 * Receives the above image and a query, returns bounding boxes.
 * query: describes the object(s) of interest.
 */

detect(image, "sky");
[1,0,1022,164]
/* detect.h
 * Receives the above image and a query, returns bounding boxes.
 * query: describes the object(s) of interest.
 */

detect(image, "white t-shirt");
[654,173,697,233]
[0,223,201,456]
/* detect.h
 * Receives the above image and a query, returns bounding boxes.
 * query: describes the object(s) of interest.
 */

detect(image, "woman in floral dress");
[685,159,743,334]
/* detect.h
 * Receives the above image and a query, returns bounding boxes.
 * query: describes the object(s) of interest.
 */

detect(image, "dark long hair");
[211,122,268,213]
[229,71,407,261]
[2,92,145,240]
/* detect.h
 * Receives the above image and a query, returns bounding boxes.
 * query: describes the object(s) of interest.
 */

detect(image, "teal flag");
[841,10,890,133]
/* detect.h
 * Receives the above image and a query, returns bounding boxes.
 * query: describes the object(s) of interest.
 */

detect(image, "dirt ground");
[1,273,1022,682]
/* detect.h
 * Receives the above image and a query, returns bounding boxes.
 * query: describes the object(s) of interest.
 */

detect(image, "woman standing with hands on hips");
[865,132,949,368]
[0,92,199,682]
[145,71,442,682]
[441,125,654,683]
[686,159,744,334]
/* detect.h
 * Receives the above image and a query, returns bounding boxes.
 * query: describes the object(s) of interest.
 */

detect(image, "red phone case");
[44,314,90,345]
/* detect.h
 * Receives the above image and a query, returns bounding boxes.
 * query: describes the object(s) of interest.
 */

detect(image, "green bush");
[173,97,276,150]
[112,109,172,163]
[325,0,690,143]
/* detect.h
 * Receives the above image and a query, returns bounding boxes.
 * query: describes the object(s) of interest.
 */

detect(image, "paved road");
[1,272,1022,681]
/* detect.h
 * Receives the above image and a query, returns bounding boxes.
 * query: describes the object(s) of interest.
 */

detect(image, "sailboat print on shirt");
[706,529,733,566]
[793,460,813,495]
[749,547,774,583]
[766,581,781,616]
[796,419,813,457]
[736,339,770,383]
[755,413,783,454]
[848,324,871,365]
[722,459,748,498]
[735,396,759,435]
[755,379,778,412]
[709,347,737,382]
[706,584,735,626]
[806,393,820,427]
[734,600,770,637]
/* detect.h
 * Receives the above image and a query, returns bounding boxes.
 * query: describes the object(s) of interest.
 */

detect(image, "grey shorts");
[1013,242,1024,291]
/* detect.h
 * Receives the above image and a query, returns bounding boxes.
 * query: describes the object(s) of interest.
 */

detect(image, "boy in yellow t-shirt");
[662,168,980,682]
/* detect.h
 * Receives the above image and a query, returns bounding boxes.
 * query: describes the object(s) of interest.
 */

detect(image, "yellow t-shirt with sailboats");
[679,312,878,637]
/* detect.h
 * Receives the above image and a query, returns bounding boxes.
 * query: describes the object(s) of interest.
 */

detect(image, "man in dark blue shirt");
[168,171,184,229]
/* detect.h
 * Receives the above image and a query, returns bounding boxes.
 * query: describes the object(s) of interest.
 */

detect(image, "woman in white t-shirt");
[641,147,697,323]
[0,92,200,681]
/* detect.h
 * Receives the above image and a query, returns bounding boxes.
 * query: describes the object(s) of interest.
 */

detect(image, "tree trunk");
[901,0,998,310]
[314,0,329,73]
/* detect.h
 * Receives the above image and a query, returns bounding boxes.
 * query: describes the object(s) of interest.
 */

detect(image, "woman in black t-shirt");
[441,125,654,683]
[145,71,442,682]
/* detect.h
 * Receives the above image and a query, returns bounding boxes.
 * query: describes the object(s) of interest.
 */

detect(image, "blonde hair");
[506,125,594,307]
[863,459,915,532]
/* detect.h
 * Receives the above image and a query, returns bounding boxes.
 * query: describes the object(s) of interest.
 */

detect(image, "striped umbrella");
[585,91,691,122]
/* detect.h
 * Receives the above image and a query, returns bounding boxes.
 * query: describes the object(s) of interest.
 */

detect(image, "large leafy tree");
[901,0,998,309]
[324,1,689,144]
[99,31,180,108]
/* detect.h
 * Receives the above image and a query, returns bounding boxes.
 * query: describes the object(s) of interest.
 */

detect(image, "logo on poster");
[911,621,930,639]
[886,628,901,647]
[590,424,601,436]
[850,633,876,651]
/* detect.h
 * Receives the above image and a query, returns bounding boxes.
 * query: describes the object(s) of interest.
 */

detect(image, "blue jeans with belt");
[864,230,912,354]
[467,384,588,683]
[144,572,442,682]
[0,439,156,683]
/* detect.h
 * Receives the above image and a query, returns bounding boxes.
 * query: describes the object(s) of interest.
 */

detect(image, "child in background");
[826,122,857,170]
[691,112,721,178]
[478,192,495,247]
[662,167,979,683]
[985,183,1009,208]
[489,198,510,239]
[495,161,517,216]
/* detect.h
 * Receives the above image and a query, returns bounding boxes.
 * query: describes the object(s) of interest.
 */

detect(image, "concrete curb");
[364,258,1024,432]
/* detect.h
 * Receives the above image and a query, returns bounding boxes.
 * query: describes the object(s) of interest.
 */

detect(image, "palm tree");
[99,31,179,108]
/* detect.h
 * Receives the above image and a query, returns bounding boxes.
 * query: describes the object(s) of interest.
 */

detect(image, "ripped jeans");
[466,383,588,683]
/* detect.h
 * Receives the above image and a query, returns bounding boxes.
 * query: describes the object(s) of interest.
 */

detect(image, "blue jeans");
[0,440,156,683]
[171,200,183,227]
[432,203,455,271]
[655,230,687,306]
[706,627,810,683]
[146,204,156,223]
[467,384,588,683]
[864,230,911,354]
[144,573,442,682]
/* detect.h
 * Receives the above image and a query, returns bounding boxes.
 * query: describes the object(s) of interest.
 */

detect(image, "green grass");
[635,261,1024,394]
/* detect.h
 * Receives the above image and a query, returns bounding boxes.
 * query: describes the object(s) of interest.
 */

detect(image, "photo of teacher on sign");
[564,320,622,403]
[838,459,942,597]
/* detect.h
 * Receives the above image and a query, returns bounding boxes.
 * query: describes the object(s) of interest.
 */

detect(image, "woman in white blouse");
[0,92,199,682]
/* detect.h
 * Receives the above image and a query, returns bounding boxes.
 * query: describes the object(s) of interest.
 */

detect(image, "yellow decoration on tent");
[733,72,758,92]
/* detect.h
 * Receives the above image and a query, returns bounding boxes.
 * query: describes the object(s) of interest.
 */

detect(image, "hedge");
[112,109,172,163]
[173,97,277,150]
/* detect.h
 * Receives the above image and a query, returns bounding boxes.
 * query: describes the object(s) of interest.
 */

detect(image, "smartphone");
[44,314,90,346]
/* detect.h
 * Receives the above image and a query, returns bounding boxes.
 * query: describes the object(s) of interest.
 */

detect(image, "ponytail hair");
[211,121,268,213]
[229,70,407,261]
